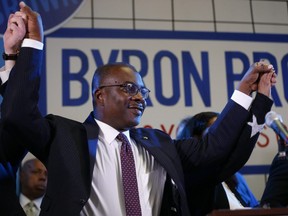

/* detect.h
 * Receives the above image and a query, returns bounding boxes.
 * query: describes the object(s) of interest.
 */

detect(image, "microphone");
[265,111,288,143]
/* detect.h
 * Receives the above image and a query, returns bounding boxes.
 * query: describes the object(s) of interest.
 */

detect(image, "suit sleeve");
[1,46,50,161]
[0,81,6,96]
[176,93,273,190]
[0,65,28,216]
[213,93,273,183]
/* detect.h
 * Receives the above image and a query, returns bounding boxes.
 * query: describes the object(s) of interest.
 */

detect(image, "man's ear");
[94,89,104,105]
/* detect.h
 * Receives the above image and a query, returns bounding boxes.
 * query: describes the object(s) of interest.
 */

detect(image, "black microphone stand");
[277,136,287,160]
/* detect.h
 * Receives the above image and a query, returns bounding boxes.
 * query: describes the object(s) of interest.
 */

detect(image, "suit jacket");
[260,150,288,207]
[0,73,27,216]
[1,46,273,216]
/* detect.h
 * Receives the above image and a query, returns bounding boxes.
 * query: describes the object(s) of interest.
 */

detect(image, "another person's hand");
[3,14,26,54]
[19,1,43,43]
[237,60,275,96]
[257,70,277,97]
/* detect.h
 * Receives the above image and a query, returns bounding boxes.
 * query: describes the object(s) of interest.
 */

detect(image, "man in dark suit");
[1,2,277,216]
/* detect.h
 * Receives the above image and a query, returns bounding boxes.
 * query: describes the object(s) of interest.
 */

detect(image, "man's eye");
[126,83,133,89]
[127,84,137,91]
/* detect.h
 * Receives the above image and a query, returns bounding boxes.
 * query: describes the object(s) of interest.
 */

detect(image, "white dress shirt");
[19,193,43,216]
[222,182,249,210]
[80,119,167,216]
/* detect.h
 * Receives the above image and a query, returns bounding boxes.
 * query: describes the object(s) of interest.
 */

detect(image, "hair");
[91,62,138,95]
[91,62,138,111]
[176,111,219,139]
[20,158,38,173]
[176,117,191,139]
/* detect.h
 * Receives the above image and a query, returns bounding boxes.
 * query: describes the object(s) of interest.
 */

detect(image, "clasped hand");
[238,60,277,97]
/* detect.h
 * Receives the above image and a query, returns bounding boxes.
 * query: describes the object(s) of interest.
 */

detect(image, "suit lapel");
[130,129,185,191]
[130,129,190,214]
[83,112,99,179]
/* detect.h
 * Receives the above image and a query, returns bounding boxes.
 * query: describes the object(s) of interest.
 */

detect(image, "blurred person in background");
[19,158,47,216]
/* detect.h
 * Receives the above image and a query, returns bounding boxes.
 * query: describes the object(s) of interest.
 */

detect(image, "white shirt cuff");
[0,66,11,84]
[0,39,43,84]
[231,90,253,110]
[22,38,44,50]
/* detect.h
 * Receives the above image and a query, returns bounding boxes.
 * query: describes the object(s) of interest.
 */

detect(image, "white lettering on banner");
[45,30,288,170]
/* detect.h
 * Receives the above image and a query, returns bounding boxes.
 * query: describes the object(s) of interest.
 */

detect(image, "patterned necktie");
[117,133,142,216]
[24,201,37,216]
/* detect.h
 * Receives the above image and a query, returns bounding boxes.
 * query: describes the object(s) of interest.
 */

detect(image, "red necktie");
[117,133,142,216]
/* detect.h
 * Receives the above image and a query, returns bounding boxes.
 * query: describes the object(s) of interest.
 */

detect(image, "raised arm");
[214,67,276,182]
[0,7,30,216]
[177,61,275,174]
[1,2,47,160]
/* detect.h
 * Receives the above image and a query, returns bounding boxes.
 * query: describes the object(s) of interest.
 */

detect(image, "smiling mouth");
[129,105,144,115]
[129,103,143,110]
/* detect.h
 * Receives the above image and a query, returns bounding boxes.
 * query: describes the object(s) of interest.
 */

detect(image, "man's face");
[20,160,47,200]
[95,66,147,131]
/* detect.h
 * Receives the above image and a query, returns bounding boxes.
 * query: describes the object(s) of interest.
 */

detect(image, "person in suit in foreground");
[1,2,277,216]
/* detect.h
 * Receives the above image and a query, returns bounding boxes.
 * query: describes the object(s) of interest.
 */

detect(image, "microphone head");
[265,111,283,127]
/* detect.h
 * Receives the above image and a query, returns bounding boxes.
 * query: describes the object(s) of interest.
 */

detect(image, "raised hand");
[3,14,26,54]
[257,70,277,97]
[19,1,43,42]
[237,60,275,96]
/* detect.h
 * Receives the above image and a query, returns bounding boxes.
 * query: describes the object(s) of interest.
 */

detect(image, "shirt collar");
[19,193,43,209]
[95,119,131,144]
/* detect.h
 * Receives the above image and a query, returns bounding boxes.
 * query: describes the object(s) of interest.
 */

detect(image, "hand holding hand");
[237,60,275,96]
[257,70,277,97]
[19,1,43,42]
[3,14,26,54]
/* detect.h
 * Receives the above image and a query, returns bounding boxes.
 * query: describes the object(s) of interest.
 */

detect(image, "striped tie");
[24,201,37,216]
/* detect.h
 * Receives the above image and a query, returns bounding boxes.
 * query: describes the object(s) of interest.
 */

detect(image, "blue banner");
[0,0,86,35]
